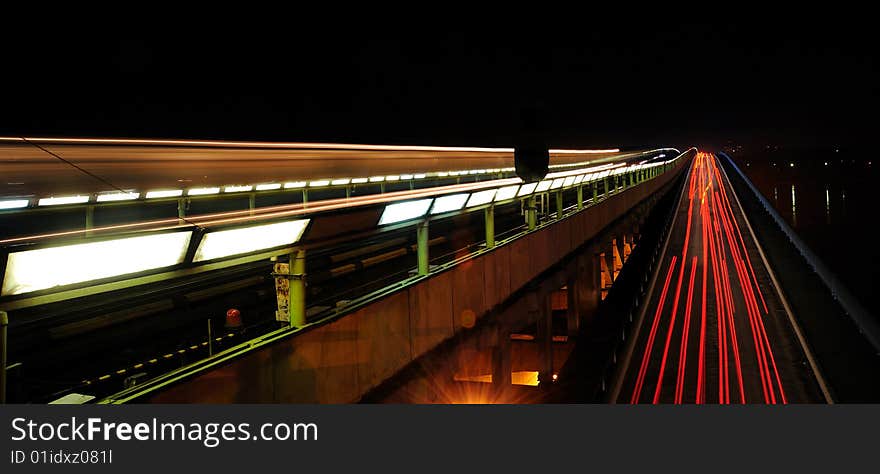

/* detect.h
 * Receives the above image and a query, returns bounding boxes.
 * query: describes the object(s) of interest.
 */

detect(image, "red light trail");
[626,152,789,404]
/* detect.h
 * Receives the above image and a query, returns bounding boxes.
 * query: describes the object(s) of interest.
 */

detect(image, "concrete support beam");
[611,238,624,281]
[533,291,554,386]
[599,251,613,300]
[566,279,579,336]
[491,324,511,389]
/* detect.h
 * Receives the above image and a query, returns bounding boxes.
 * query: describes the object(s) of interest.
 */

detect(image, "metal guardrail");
[720,152,880,352]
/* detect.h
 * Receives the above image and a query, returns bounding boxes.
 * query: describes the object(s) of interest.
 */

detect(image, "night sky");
[2,21,874,152]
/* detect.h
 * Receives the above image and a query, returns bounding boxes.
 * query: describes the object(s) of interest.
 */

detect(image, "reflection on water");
[735,151,879,317]
[825,187,830,225]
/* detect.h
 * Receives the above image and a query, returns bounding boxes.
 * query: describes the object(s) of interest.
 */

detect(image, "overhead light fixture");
[146,189,183,199]
[256,183,282,191]
[224,185,253,193]
[2,231,193,296]
[378,199,433,225]
[283,181,307,189]
[308,180,331,187]
[330,178,351,186]
[188,187,220,196]
[0,199,29,210]
[38,195,90,206]
[550,178,565,190]
[193,219,310,262]
[369,176,385,183]
[96,192,140,202]
[563,176,576,187]
[351,178,369,184]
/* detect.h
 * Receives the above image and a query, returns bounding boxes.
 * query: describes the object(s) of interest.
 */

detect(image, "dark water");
[730,150,879,317]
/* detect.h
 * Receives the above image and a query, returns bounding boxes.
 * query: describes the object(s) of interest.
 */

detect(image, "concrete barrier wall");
[149,163,686,403]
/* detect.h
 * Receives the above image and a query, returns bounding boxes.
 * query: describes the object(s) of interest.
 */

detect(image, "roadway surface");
[615,152,827,403]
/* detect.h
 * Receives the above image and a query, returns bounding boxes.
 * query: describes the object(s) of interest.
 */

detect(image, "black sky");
[1,21,874,151]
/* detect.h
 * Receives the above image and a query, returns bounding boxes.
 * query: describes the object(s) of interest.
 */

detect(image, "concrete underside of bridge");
[147,160,688,403]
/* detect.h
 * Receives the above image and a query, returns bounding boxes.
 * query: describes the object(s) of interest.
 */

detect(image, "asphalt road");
[616,152,827,403]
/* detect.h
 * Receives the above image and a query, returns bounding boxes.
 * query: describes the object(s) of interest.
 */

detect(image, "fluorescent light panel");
[38,195,89,206]
[193,219,310,262]
[494,185,520,202]
[188,187,220,196]
[146,189,183,199]
[0,199,30,209]
[2,231,192,296]
[535,181,552,193]
[378,199,433,225]
[466,189,496,207]
[224,185,253,193]
[517,182,538,196]
[96,192,139,202]
[256,183,282,191]
[431,194,469,214]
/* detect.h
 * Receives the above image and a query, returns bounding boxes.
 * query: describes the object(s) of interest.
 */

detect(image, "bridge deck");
[616,152,827,404]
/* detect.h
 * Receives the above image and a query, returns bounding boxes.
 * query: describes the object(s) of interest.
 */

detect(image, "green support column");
[290,249,307,327]
[249,193,256,215]
[555,191,563,219]
[417,220,430,275]
[592,181,598,202]
[0,310,7,404]
[177,198,187,223]
[302,189,309,204]
[604,177,610,197]
[527,196,537,230]
[576,185,584,210]
[485,205,495,248]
